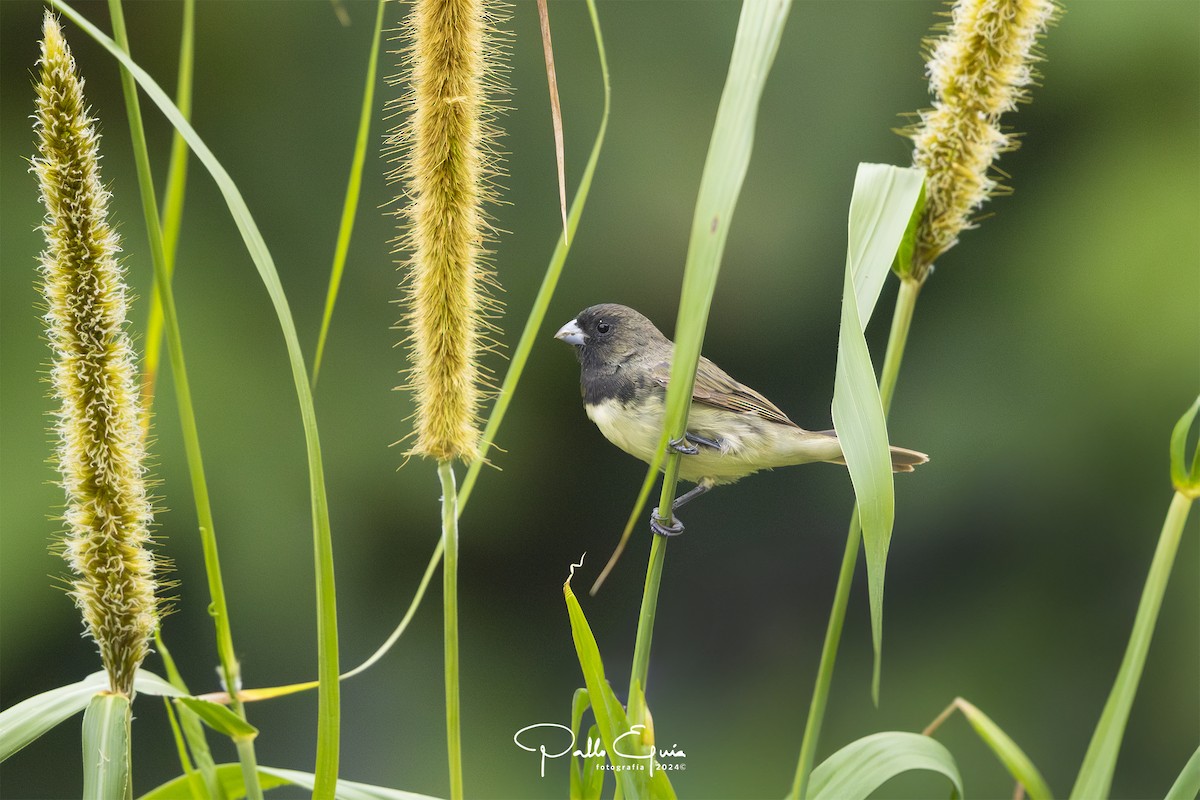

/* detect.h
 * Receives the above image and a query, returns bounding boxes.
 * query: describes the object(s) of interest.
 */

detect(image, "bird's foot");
[667,436,699,456]
[650,508,685,537]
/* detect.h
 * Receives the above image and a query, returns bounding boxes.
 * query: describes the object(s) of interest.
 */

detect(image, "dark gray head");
[554,304,670,371]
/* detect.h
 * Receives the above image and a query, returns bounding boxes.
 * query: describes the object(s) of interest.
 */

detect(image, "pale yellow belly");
[585,398,842,485]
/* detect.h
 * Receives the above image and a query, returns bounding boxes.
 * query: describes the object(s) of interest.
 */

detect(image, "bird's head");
[554,303,668,369]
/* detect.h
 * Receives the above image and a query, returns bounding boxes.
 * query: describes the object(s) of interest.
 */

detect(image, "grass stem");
[790,275,923,800]
[105,2,262,797]
[439,462,464,800]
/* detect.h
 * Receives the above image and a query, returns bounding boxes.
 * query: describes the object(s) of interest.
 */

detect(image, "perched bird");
[555,303,927,536]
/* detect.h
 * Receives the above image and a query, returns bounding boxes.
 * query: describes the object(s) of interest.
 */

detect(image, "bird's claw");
[650,508,685,537]
[667,436,699,456]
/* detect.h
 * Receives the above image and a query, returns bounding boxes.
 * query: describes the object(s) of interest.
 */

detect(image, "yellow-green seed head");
[33,12,158,697]
[386,0,508,463]
[906,0,1057,281]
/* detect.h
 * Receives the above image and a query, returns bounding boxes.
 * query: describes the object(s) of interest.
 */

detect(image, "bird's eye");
[596,320,611,335]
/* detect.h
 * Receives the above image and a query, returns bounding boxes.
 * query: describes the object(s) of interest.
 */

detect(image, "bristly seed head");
[385,0,510,463]
[904,0,1058,282]
[33,11,159,697]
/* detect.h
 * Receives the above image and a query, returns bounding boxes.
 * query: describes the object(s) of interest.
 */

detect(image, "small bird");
[555,303,927,536]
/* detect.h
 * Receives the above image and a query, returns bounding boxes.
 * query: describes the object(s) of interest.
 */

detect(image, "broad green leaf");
[951,698,1053,800]
[82,693,131,800]
[1165,745,1200,800]
[564,577,677,800]
[1169,395,1200,493]
[830,163,925,702]
[808,731,962,800]
[0,672,106,761]
[50,3,340,792]
[1069,489,1195,800]
[138,764,442,800]
[175,698,258,741]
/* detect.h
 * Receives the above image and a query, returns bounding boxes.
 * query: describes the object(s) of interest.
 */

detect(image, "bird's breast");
[585,397,664,464]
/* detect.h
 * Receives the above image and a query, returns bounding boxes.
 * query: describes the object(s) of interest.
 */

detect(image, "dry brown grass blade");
[537,0,568,241]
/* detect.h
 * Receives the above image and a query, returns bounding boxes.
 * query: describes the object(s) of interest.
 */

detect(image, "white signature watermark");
[513,723,687,778]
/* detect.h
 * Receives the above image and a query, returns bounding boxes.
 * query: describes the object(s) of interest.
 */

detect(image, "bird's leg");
[684,432,722,451]
[667,431,722,456]
[650,480,713,538]
[667,436,699,456]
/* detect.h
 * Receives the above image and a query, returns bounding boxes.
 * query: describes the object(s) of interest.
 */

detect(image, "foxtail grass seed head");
[386,0,509,463]
[905,0,1057,281]
[33,12,158,697]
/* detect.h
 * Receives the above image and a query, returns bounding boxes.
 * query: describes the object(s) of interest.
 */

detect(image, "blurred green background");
[1,1,1197,797]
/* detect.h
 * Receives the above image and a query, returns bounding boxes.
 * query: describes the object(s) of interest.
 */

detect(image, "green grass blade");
[654,0,792,518]
[155,632,225,800]
[141,0,194,420]
[174,698,258,742]
[0,673,107,761]
[569,688,591,799]
[631,0,792,716]
[580,724,606,800]
[138,766,291,800]
[1069,488,1195,799]
[104,2,265,795]
[1165,745,1200,800]
[459,0,611,509]
[830,163,924,703]
[82,693,131,800]
[48,4,342,793]
[140,764,449,800]
[312,0,386,387]
[932,698,1053,800]
[565,572,679,799]
[807,731,962,800]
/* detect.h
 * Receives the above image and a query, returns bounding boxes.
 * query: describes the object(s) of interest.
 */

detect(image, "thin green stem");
[790,275,923,800]
[627,534,667,719]
[311,0,385,388]
[141,0,193,427]
[105,3,261,798]
[1069,490,1195,799]
[439,462,463,800]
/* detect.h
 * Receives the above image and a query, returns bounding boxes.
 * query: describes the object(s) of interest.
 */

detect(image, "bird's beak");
[554,319,586,346]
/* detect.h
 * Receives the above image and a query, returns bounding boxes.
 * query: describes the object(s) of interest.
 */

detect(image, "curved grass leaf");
[83,693,131,800]
[1069,489,1195,799]
[1169,394,1200,493]
[830,163,924,702]
[0,673,106,761]
[808,731,962,800]
[48,3,341,793]
[564,574,677,800]
[1165,745,1200,800]
[926,698,1052,800]
[138,764,445,800]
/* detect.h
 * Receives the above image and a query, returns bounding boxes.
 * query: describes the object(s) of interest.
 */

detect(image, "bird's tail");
[814,430,929,473]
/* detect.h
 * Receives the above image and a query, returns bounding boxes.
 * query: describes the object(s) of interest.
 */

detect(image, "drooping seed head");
[904,0,1058,281]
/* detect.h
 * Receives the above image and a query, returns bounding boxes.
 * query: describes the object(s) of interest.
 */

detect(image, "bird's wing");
[649,356,799,428]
